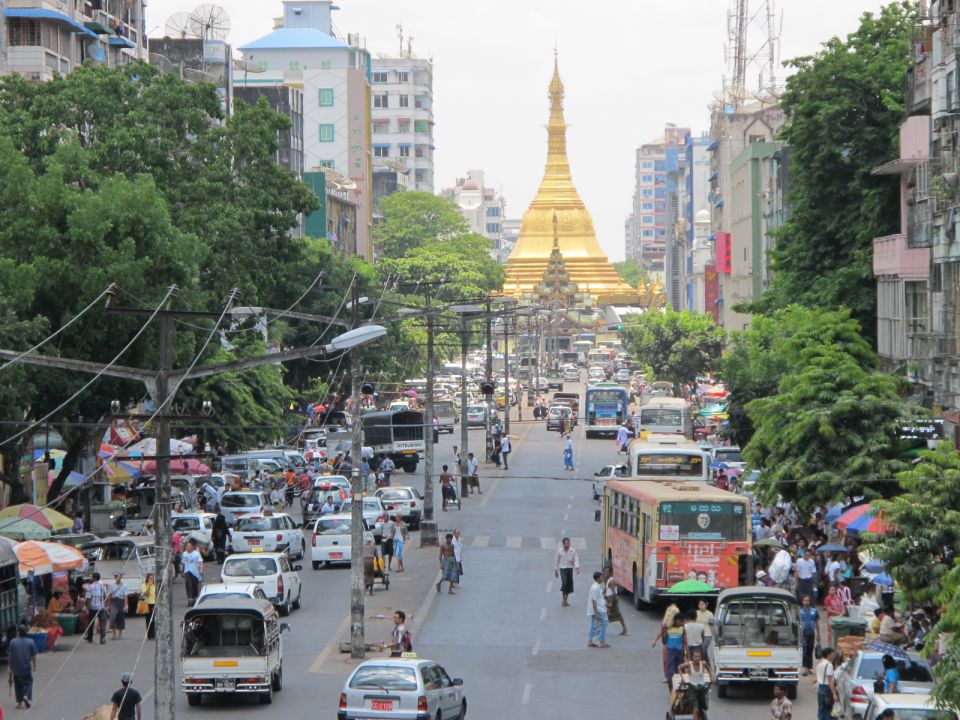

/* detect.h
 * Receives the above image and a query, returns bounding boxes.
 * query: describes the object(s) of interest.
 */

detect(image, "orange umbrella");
[13,540,86,577]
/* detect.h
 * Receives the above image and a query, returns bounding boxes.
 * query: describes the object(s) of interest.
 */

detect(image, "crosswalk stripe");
[571,537,587,551]
[540,537,555,550]
[472,535,489,547]
[506,536,522,548]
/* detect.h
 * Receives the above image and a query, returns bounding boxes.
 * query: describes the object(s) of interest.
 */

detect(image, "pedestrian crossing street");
[455,535,588,551]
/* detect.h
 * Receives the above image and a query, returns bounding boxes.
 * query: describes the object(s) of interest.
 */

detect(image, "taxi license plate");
[369,699,393,711]
[247,537,260,545]
[215,679,235,690]
[330,552,343,560]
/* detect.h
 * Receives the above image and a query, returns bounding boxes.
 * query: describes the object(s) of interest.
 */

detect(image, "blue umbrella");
[865,641,909,660]
[863,559,885,574]
[816,544,849,554]
[872,573,894,587]
[824,504,845,522]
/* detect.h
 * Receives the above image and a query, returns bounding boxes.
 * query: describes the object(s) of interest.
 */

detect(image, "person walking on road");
[770,683,793,720]
[107,572,129,640]
[8,626,37,709]
[500,435,512,470]
[392,516,407,573]
[437,534,459,594]
[466,453,480,494]
[603,566,628,635]
[140,573,157,641]
[799,594,820,675]
[181,540,204,606]
[563,434,574,471]
[663,613,687,686]
[683,608,704,657]
[696,599,715,659]
[110,672,143,720]
[815,647,839,720]
[616,422,631,455]
[381,515,396,571]
[212,511,230,564]
[440,465,454,511]
[84,572,108,644]
[380,455,395,487]
[452,528,463,583]
[555,537,580,606]
[587,571,609,648]
[380,610,411,657]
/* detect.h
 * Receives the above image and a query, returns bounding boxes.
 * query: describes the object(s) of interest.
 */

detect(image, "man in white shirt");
[768,548,793,588]
[554,538,580,607]
[452,529,463,585]
[825,553,843,585]
[466,453,480,494]
[499,436,512,470]
[795,548,818,602]
[587,571,608,648]
[181,540,204,606]
[683,609,706,655]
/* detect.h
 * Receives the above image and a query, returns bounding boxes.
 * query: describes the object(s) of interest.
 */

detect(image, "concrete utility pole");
[458,314,470,499]
[484,300,493,462]
[349,282,365,659]
[419,290,438,546]
[503,314,511,437]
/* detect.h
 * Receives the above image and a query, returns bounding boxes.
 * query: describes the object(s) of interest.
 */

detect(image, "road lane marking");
[522,683,532,704]
[546,581,553,593]
[532,639,541,655]
[309,611,353,673]
[473,535,489,547]
[541,536,554,550]
[567,503,572,509]
[563,513,569,521]
[569,495,574,500]
[571,537,586,551]
[539,607,547,621]
[506,536,521,548]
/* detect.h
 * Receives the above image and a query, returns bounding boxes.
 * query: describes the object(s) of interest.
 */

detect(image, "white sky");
[146,1,887,260]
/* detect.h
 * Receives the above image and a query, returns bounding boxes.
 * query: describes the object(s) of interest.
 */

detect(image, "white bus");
[627,435,710,483]
[637,397,693,439]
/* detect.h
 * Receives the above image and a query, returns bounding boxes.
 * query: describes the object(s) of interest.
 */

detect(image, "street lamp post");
[450,305,481,499]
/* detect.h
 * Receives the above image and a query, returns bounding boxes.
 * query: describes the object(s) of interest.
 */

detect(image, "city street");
[29,379,812,720]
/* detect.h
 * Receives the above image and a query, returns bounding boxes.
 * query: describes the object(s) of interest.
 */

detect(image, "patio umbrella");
[863,558,886,574]
[0,504,72,532]
[32,448,66,469]
[816,544,849,554]
[139,458,210,476]
[99,458,142,484]
[667,579,715,594]
[865,641,910,661]
[754,538,785,548]
[836,504,889,535]
[872,573,895,587]
[0,519,51,541]
[13,540,86,577]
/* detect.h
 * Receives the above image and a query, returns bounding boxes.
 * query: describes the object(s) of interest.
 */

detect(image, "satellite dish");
[233,58,264,74]
[164,12,192,39]
[188,4,231,40]
[87,44,106,64]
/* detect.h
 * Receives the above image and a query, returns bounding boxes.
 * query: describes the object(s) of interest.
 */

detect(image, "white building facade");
[442,169,506,260]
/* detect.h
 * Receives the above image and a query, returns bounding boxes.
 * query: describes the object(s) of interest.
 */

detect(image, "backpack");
[402,630,413,652]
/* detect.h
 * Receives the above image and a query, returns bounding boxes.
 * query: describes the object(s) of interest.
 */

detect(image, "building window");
[654,161,665,172]
[415,96,429,110]
[373,94,389,109]
[320,60,332,71]
[398,95,409,108]
[486,223,501,234]
[317,159,335,169]
[8,18,41,45]
[372,71,388,83]
[642,174,653,183]
[397,71,409,82]
[373,146,389,158]
[318,88,334,107]
[398,120,411,133]
[399,145,410,157]
[641,202,653,210]
[642,216,654,225]
[641,189,654,198]
[289,60,300,70]
[414,120,429,133]
[641,161,653,169]
[372,123,388,135]
[415,145,425,158]
[486,206,501,217]
[642,229,655,238]
[319,124,335,142]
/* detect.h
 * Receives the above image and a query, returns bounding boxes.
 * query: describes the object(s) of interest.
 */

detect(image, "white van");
[713,587,802,700]
[433,400,458,433]
[181,598,289,706]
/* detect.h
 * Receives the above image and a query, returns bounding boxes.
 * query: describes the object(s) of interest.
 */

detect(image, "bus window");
[640,408,683,426]
[634,453,704,478]
[658,502,747,541]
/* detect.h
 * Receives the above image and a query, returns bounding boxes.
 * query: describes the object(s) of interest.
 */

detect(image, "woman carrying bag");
[139,573,157,641]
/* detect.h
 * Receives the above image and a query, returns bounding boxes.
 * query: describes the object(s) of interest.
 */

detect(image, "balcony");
[907,53,932,115]
[873,233,930,278]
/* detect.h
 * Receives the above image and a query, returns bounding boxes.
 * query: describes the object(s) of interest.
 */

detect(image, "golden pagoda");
[503,54,641,304]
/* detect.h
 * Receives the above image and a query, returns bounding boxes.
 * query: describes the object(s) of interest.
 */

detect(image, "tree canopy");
[612,260,652,290]
[374,191,468,258]
[756,3,915,339]
[622,309,725,384]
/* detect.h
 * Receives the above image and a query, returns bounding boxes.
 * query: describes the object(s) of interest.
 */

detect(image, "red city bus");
[602,480,752,606]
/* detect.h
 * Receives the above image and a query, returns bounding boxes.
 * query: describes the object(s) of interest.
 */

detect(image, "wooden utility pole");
[349,281,366,658]
[420,290,438,546]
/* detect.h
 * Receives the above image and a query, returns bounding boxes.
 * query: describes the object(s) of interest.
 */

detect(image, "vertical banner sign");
[32,463,49,507]
[704,264,720,324]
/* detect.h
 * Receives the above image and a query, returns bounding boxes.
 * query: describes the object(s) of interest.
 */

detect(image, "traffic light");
[361,383,375,396]
[480,382,495,396]
[616,324,622,331]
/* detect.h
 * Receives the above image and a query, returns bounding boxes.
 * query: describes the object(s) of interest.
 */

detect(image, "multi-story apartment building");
[234,85,304,176]
[150,37,233,116]
[683,132,712,312]
[370,53,434,193]
[708,101,785,330]
[442,169,506,260]
[3,0,146,81]
[236,0,372,259]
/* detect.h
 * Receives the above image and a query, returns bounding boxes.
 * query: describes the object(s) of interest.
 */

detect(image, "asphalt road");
[26,375,818,719]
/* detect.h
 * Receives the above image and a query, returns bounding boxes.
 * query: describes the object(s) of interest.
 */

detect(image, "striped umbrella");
[0,519,51,541]
[836,504,889,535]
[0,503,73,531]
[13,540,86,577]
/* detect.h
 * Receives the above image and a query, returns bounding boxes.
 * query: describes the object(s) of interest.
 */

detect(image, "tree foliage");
[743,307,907,510]
[622,309,725,384]
[612,260,652,290]
[757,2,915,340]
[374,192,468,258]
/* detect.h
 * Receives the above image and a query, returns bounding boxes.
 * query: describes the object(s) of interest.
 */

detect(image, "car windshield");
[197,592,253,603]
[172,517,199,531]
[714,449,743,463]
[857,657,933,683]
[467,406,485,413]
[350,665,419,692]
[223,558,278,577]
[236,518,273,531]
[313,518,352,534]
[222,494,260,508]
[379,489,413,501]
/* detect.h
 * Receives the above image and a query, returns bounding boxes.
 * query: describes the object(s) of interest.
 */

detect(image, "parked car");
[374,486,424,529]
[340,497,388,542]
[195,582,269,605]
[546,405,574,431]
[308,514,374,569]
[219,491,272,527]
[592,463,629,499]
[837,650,934,720]
[862,693,958,720]
[466,404,488,428]
[171,512,216,556]
[230,514,306,559]
[221,551,302,616]
[302,479,350,525]
[338,657,466,720]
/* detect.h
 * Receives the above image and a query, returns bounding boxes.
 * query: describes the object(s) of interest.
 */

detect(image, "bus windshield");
[640,409,682,426]
[658,501,747,541]
[635,453,703,477]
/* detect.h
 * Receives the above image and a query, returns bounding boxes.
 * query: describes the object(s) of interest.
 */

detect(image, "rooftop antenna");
[188,3,231,41]
[396,24,404,57]
[163,11,192,38]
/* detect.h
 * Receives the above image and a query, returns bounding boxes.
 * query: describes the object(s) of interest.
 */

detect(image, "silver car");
[338,658,466,720]
[340,496,388,542]
[837,650,934,720]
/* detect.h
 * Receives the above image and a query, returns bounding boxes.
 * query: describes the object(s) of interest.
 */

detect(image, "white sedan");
[308,514,374,569]
[221,552,302,616]
[195,582,268,605]
[229,514,305,559]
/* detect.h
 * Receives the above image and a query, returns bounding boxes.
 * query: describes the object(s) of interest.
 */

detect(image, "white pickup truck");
[712,587,802,700]
[181,598,289,706]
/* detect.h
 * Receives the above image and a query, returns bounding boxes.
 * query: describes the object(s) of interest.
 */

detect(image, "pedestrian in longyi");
[437,534,459,594]
[587,571,609,648]
[603,565,628,635]
[555,537,580,607]
[8,626,36,709]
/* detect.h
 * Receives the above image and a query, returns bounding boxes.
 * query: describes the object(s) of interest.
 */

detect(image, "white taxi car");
[230,514,305,559]
[221,551,302,616]
[308,513,374,569]
[195,582,269,605]
[374,487,423,529]
[338,657,466,719]
[219,491,272,527]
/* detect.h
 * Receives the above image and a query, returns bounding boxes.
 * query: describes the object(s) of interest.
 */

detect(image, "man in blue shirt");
[799,594,820,675]
[8,625,37,708]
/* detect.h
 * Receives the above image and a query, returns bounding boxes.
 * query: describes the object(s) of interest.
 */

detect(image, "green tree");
[374,192,468,258]
[622,309,725,384]
[612,260,651,290]
[743,311,907,509]
[757,2,915,340]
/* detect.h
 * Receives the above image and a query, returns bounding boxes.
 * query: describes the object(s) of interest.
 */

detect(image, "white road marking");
[567,503,572,509]
[522,683,532,704]
[473,535,489,547]
[563,513,569,521]
[539,607,547,621]
[532,639,541,655]
[569,495,574,500]
[506,535,522,548]
[546,581,553,593]
[541,536,554,550]
[571,537,586,551]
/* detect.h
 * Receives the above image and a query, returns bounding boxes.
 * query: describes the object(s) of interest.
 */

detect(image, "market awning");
[4,8,99,40]
[707,140,720,151]
[108,36,135,48]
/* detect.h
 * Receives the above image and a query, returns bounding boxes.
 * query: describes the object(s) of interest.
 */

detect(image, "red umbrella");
[835,504,889,534]
[139,458,210,475]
